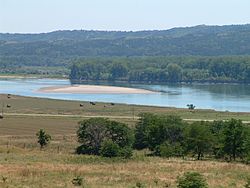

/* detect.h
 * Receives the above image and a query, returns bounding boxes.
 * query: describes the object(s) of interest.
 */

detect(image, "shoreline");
[37,85,156,94]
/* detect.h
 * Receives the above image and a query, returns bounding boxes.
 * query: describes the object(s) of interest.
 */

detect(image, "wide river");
[1,78,250,112]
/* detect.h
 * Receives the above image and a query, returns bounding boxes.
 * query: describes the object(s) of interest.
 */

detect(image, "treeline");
[73,115,250,162]
[70,56,250,83]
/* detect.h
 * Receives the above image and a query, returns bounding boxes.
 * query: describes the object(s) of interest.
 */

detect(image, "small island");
[38,85,155,94]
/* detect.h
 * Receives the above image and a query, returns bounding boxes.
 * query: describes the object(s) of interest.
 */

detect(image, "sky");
[0,0,250,33]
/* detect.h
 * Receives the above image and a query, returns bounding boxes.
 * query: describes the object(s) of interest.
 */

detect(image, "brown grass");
[0,136,249,188]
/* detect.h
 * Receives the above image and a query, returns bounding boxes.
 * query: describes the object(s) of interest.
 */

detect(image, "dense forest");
[69,56,250,83]
[1,24,250,82]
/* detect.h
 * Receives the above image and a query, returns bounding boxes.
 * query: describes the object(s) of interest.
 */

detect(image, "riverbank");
[37,85,155,94]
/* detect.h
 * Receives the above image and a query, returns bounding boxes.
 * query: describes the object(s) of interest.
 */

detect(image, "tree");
[166,63,182,82]
[184,122,213,160]
[36,129,51,148]
[106,121,134,148]
[110,63,128,79]
[100,140,120,158]
[76,118,109,155]
[76,118,134,157]
[134,113,157,150]
[176,172,208,188]
[147,115,184,151]
[222,119,246,161]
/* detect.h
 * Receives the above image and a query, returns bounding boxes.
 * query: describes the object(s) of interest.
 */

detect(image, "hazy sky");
[1,0,250,33]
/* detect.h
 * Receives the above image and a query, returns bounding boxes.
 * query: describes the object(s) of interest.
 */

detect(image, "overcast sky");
[1,0,250,33]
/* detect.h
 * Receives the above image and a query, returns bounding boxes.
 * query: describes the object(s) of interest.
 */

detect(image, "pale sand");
[37,85,155,94]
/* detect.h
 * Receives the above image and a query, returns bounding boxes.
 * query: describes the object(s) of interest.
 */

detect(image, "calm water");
[1,78,250,112]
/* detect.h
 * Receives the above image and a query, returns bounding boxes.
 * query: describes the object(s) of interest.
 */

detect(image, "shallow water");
[1,78,250,112]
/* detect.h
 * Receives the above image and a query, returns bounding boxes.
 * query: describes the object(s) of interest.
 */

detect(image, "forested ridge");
[1,24,250,82]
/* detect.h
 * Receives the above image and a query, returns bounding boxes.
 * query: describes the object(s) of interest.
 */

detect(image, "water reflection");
[0,78,250,112]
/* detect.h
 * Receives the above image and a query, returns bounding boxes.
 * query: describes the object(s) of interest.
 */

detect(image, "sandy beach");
[38,85,155,94]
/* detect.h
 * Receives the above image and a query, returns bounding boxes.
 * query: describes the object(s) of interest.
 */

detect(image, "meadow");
[0,94,250,187]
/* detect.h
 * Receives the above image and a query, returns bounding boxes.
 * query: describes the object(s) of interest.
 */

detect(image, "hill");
[1,24,250,77]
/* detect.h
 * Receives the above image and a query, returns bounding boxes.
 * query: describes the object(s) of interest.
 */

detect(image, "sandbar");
[38,85,155,94]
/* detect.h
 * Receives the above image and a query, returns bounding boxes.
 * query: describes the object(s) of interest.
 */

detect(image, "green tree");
[76,118,109,155]
[176,172,208,188]
[36,129,51,149]
[110,63,128,79]
[166,63,182,82]
[100,140,120,158]
[76,118,134,156]
[184,122,213,160]
[222,119,246,161]
[134,113,157,150]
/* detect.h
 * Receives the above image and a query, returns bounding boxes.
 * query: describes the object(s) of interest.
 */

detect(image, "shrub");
[156,141,184,158]
[176,172,208,188]
[245,177,250,188]
[72,176,84,186]
[36,129,51,148]
[100,140,120,158]
[119,146,133,159]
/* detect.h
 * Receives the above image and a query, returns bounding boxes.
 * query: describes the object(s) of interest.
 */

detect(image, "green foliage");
[36,129,51,148]
[100,140,120,158]
[156,141,184,158]
[166,63,182,82]
[184,122,213,160]
[76,118,109,155]
[72,176,84,186]
[222,119,246,161]
[176,172,208,188]
[245,177,250,188]
[76,118,134,157]
[118,146,133,159]
[134,113,156,150]
[68,56,250,84]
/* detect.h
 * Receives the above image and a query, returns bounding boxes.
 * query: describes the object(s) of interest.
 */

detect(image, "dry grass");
[0,136,249,188]
[0,94,250,187]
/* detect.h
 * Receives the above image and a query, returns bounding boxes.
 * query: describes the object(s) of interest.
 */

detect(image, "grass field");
[0,135,249,188]
[1,94,250,136]
[0,94,250,187]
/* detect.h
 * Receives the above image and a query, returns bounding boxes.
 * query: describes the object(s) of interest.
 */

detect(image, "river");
[1,78,250,112]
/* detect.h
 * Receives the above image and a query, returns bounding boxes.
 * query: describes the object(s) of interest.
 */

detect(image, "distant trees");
[166,63,182,82]
[69,56,250,84]
[36,129,51,148]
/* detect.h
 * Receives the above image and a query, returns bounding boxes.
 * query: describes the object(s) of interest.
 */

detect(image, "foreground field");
[0,136,249,188]
[0,94,250,187]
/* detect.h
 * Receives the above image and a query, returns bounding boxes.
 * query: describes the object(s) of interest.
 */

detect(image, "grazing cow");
[7,94,11,98]
[6,104,11,108]
[0,115,3,119]
[110,103,115,106]
[80,104,84,107]
[90,102,96,105]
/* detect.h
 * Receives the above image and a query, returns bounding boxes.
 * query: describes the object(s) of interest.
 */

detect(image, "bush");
[100,140,120,158]
[245,177,250,188]
[36,129,51,148]
[119,146,133,159]
[72,176,84,186]
[156,141,184,158]
[176,172,208,188]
